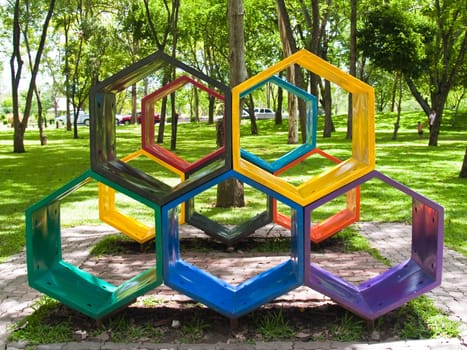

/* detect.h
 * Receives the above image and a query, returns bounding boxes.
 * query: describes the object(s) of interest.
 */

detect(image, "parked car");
[117,112,160,125]
[254,107,275,119]
[55,112,90,126]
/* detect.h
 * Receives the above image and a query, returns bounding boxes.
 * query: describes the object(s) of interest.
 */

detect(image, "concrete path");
[1,223,465,349]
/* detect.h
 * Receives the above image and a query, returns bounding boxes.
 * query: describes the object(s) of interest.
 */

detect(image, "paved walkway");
[1,223,466,350]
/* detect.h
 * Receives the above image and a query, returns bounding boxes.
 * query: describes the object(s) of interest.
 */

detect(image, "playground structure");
[26,49,443,321]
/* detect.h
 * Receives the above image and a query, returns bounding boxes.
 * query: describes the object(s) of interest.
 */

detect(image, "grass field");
[0,109,466,262]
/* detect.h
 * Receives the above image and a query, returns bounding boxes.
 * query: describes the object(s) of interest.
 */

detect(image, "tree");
[10,0,55,153]
[215,0,246,208]
[359,1,467,147]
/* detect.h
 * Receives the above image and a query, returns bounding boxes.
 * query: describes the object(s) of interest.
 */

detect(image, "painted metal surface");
[272,148,360,243]
[26,48,443,322]
[232,49,375,206]
[162,171,305,317]
[89,51,232,206]
[141,75,226,173]
[239,75,318,173]
[26,170,163,319]
[304,170,444,320]
[98,150,186,243]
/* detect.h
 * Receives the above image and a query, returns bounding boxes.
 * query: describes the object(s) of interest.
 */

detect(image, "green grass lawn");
[0,109,466,262]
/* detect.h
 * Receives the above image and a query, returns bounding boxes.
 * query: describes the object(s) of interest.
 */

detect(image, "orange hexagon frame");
[272,148,360,243]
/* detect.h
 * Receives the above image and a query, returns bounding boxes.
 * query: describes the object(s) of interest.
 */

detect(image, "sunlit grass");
[0,109,466,261]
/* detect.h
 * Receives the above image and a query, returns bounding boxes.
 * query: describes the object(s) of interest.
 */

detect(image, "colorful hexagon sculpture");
[142,75,226,174]
[239,75,318,173]
[272,148,360,243]
[98,150,186,244]
[89,51,231,206]
[232,49,375,206]
[26,170,162,319]
[305,170,443,320]
[26,48,444,323]
[162,170,304,318]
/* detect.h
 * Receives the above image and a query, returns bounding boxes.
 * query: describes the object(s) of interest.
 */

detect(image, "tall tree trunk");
[247,94,258,135]
[193,88,199,122]
[276,0,302,144]
[275,85,283,125]
[35,87,47,146]
[215,0,247,208]
[170,92,178,150]
[346,0,357,140]
[207,95,214,123]
[323,79,333,137]
[460,145,467,178]
[63,15,72,131]
[391,73,402,140]
[131,84,137,123]
[11,0,55,152]
[11,0,25,153]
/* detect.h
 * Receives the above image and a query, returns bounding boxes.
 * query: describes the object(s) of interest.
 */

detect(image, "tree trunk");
[276,0,300,144]
[193,88,199,122]
[391,73,402,140]
[11,0,25,153]
[170,92,177,150]
[131,84,137,123]
[323,79,333,137]
[215,0,247,208]
[157,72,170,144]
[35,88,46,146]
[11,0,55,152]
[275,85,283,125]
[247,94,258,135]
[346,0,357,140]
[207,95,214,123]
[460,145,467,178]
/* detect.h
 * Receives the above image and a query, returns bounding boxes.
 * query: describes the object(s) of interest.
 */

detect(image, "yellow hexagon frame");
[232,49,375,206]
[99,150,186,243]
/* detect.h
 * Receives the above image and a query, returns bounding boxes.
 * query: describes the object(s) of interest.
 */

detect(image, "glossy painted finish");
[305,170,444,320]
[142,75,226,173]
[272,148,360,243]
[186,196,272,245]
[25,170,163,319]
[232,49,375,206]
[239,75,318,173]
[26,49,443,323]
[98,150,186,244]
[162,170,304,318]
[89,51,232,206]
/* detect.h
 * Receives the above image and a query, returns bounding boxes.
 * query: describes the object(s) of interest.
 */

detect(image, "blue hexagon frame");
[162,170,305,318]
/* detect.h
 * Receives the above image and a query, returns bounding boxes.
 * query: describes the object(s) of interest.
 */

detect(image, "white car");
[254,107,275,119]
[55,112,90,126]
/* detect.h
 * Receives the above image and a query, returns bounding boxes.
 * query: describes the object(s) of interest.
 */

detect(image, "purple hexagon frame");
[305,170,443,320]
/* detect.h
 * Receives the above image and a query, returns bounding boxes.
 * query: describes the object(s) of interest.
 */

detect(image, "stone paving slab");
[1,223,466,350]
